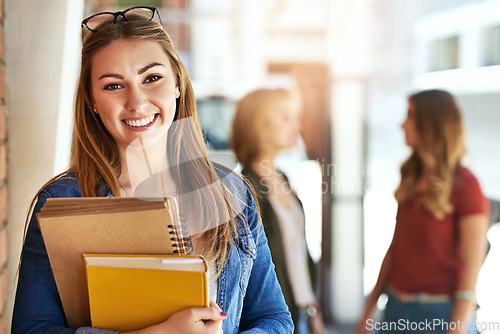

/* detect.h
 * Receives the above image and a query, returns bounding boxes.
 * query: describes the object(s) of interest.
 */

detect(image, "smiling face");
[90,38,180,152]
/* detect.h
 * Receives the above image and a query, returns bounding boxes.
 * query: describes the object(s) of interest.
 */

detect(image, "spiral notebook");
[37,197,193,328]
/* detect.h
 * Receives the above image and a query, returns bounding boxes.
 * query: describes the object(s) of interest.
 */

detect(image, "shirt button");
[219,301,224,308]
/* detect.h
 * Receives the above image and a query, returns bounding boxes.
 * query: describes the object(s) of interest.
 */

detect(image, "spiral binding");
[168,214,194,255]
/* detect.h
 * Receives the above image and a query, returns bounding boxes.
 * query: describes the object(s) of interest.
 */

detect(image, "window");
[428,35,459,71]
[483,24,500,66]
[196,97,236,150]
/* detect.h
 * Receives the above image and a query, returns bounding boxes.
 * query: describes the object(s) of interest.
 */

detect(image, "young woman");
[231,89,326,334]
[355,89,489,334]
[12,7,293,334]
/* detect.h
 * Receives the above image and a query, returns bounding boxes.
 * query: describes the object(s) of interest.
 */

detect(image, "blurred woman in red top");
[355,89,489,334]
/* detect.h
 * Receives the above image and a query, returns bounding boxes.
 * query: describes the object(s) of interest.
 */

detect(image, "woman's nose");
[125,85,147,112]
[401,118,407,129]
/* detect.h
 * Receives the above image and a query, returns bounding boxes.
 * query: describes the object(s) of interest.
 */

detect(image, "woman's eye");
[103,83,123,91]
[144,75,162,84]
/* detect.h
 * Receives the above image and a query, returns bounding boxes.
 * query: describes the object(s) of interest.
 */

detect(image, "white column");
[327,0,370,324]
[6,0,83,328]
[460,28,482,68]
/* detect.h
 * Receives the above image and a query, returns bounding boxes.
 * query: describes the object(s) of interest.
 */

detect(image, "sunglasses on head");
[81,6,163,42]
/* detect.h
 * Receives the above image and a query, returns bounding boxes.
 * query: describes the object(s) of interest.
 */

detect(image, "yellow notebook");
[83,254,209,332]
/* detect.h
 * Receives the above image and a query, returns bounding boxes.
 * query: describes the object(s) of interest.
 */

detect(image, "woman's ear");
[175,87,180,99]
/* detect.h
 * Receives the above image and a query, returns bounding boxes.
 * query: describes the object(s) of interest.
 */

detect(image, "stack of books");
[38,197,208,331]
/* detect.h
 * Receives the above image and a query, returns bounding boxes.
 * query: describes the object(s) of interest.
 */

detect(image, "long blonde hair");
[395,89,465,218]
[26,19,250,274]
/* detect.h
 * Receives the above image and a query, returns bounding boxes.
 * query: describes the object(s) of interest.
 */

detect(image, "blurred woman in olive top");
[232,88,326,334]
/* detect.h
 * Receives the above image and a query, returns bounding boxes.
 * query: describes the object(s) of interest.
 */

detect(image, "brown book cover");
[37,197,191,328]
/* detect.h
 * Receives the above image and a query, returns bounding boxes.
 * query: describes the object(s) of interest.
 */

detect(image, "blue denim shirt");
[12,172,293,334]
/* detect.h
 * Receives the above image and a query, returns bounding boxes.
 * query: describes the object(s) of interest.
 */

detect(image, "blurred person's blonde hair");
[231,88,298,166]
[395,89,465,219]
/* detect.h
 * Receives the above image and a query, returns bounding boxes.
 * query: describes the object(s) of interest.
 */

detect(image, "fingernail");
[220,311,227,317]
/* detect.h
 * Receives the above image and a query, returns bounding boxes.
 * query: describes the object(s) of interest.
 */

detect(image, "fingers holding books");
[197,300,227,333]
[166,302,227,334]
[126,301,226,334]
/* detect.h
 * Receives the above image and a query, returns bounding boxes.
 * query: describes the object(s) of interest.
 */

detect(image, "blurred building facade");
[2,0,500,333]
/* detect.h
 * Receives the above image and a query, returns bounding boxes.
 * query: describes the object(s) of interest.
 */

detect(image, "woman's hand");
[124,300,226,334]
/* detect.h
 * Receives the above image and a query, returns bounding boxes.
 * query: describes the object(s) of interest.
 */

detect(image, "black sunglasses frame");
[81,6,163,40]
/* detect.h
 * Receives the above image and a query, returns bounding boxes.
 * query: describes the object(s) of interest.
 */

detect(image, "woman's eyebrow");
[98,73,123,80]
[138,62,164,75]
[98,63,165,80]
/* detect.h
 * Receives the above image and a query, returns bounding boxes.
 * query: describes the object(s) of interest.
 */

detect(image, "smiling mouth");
[123,114,158,127]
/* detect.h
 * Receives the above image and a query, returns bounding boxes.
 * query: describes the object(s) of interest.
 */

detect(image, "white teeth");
[125,115,155,127]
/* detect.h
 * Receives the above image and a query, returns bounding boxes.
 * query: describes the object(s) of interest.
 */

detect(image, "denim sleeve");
[238,187,294,334]
[11,190,77,334]
[11,191,120,334]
